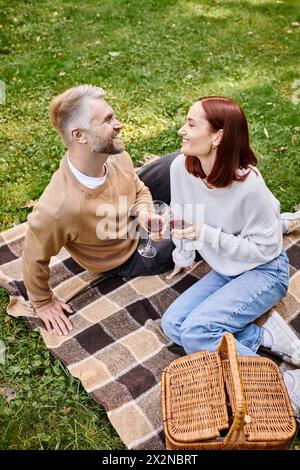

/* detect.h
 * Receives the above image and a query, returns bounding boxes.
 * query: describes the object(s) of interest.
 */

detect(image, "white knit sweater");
[170,154,283,276]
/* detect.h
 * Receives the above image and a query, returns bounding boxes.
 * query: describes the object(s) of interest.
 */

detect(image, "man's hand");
[138,208,166,242]
[171,222,202,241]
[38,301,73,336]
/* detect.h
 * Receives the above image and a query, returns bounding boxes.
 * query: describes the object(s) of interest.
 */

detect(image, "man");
[22,85,175,337]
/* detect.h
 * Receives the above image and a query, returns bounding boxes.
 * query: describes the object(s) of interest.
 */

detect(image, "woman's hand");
[138,208,166,241]
[38,301,73,336]
[171,222,202,241]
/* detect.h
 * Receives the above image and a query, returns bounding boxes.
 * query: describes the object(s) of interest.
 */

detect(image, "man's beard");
[91,136,124,155]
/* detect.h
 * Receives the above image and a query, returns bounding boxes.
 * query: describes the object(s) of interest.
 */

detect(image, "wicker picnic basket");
[161,333,297,450]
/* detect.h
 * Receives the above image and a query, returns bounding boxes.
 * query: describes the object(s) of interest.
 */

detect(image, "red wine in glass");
[146,217,164,235]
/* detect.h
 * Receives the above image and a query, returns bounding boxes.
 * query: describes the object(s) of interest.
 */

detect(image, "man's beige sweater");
[22,151,152,313]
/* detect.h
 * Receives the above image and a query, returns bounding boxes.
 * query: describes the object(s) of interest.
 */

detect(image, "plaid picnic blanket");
[0,222,300,450]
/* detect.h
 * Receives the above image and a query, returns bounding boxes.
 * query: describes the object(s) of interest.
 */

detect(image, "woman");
[161,96,300,418]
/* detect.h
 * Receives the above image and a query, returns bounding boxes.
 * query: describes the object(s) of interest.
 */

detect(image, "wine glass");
[138,200,169,258]
[169,204,193,252]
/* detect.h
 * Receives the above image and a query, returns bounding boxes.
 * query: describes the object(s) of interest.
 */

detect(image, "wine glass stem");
[145,237,153,254]
[179,239,184,252]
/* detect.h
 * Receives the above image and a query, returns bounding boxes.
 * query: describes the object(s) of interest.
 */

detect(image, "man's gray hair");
[49,84,105,146]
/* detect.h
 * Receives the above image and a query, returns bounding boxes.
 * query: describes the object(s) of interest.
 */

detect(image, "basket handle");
[217,333,246,445]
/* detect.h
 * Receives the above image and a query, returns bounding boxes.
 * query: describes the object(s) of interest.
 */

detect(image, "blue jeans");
[161,249,290,356]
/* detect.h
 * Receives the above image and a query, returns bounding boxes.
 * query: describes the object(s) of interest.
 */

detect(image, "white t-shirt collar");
[67,157,107,189]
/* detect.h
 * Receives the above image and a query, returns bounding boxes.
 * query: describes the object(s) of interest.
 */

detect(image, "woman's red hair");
[185,96,257,187]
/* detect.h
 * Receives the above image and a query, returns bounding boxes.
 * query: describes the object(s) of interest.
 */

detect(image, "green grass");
[0,0,299,449]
